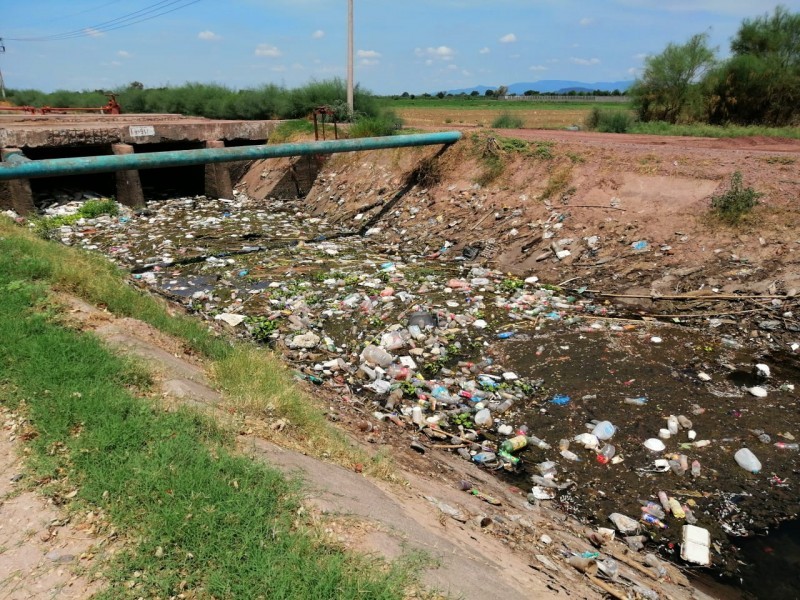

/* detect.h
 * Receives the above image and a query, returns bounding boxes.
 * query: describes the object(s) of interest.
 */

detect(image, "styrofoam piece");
[681,525,711,566]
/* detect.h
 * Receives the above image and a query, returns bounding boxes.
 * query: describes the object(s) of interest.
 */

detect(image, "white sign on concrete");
[129,125,155,137]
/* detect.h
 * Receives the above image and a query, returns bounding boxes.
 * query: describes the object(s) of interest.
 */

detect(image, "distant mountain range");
[447,80,634,95]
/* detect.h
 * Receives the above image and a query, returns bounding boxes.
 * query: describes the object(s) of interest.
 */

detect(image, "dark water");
[734,520,800,599]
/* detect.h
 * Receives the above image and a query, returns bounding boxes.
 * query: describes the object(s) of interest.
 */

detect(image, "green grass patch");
[491,112,524,128]
[709,171,762,224]
[629,121,800,139]
[348,110,404,138]
[0,270,418,599]
[268,119,316,143]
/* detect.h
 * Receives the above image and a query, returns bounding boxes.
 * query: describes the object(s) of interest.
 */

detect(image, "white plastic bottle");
[734,448,762,473]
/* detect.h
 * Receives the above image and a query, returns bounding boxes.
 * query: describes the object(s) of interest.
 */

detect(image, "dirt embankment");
[242,129,800,309]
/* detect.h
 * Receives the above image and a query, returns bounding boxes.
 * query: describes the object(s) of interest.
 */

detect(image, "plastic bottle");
[527,435,552,450]
[641,514,667,529]
[596,444,616,464]
[411,405,424,427]
[495,398,514,414]
[624,397,648,406]
[775,442,800,450]
[668,459,685,476]
[734,448,762,473]
[500,435,528,454]
[640,502,666,520]
[668,497,685,519]
[644,554,668,578]
[472,451,497,465]
[657,491,671,513]
[592,420,616,440]
[691,460,701,477]
[361,345,393,367]
[560,449,581,462]
[474,408,492,427]
[679,454,689,472]
[667,415,679,435]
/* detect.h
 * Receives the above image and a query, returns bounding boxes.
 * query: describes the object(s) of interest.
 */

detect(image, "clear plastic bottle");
[667,415,679,435]
[644,554,668,578]
[596,444,616,464]
[691,460,701,477]
[528,435,552,450]
[775,442,800,450]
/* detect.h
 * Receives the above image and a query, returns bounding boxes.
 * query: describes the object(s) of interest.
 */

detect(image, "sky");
[2,0,799,95]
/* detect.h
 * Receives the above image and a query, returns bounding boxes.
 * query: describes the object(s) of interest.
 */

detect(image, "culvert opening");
[25,145,116,203]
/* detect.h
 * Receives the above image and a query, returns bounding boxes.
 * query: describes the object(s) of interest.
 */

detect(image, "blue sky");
[2,0,799,95]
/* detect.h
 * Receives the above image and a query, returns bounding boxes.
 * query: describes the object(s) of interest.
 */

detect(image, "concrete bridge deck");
[0,113,279,149]
[0,114,283,214]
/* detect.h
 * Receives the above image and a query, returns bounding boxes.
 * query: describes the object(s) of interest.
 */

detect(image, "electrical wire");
[6,0,203,42]
[14,0,129,29]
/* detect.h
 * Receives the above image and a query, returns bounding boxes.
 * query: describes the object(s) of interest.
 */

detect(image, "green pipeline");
[0,131,462,181]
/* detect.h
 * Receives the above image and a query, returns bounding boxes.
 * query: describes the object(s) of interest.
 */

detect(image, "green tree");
[707,6,800,125]
[629,33,716,123]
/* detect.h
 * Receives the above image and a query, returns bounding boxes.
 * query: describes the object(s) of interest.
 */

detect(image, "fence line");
[499,95,630,103]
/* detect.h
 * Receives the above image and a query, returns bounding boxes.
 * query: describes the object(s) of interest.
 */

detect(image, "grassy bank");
[0,222,417,598]
[0,218,389,468]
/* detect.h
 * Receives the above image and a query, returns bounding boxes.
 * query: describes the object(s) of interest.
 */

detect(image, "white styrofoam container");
[681,524,711,566]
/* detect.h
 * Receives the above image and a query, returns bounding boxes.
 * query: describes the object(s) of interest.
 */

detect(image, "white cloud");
[529,65,548,71]
[311,29,325,39]
[360,59,379,66]
[447,64,458,70]
[627,67,639,75]
[499,33,517,43]
[198,30,222,41]
[84,28,104,38]
[570,57,601,65]
[271,65,287,72]
[479,47,490,54]
[425,59,434,66]
[634,52,648,60]
[462,69,472,76]
[579,17,593,26]
[255,44,282,57]
[117,50,132,58]
[357,49,381,58]
[415,46,455,61]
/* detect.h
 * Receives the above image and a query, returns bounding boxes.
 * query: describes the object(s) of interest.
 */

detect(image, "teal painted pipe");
[0,131,461,181]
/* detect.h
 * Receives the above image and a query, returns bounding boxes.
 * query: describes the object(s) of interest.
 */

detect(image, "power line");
[15,0,129,29]
[6,0,203,42]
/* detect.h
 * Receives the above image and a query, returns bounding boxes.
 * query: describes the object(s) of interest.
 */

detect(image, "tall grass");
[491,112,524,128]
[0,264,418,599]
[6,79,380,121]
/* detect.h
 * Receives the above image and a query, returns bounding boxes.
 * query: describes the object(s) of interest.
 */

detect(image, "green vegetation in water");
[709,171,762,224]
[248,315,280,342]
[31,198,120,237]
[0,249,421,599]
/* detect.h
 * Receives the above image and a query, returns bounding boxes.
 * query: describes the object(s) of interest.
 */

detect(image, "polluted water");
[32,191,800,596]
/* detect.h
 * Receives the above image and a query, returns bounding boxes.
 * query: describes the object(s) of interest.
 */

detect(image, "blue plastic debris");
[632,240,648,251]
[497,331,516,339]
[551,394,571,406]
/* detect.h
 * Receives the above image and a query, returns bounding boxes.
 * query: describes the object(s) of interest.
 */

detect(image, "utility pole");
[0,39,6,99]
[346,0,353,115]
